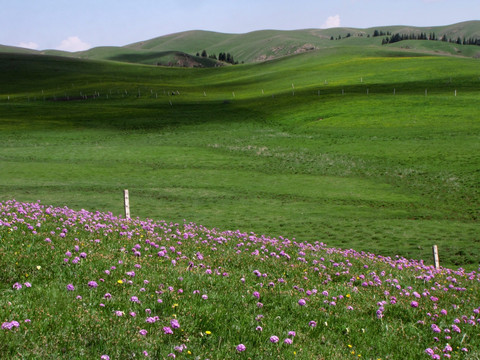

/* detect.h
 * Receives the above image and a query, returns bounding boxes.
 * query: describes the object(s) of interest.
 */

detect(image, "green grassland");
[0,43,479,270]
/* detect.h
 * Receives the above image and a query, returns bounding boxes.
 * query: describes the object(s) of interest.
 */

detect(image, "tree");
[201,50,207,58]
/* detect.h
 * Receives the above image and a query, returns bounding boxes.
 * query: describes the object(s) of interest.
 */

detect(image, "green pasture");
[0,47,479,269]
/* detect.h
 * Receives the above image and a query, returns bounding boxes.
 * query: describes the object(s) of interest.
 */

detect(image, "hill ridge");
[1,20,479,65]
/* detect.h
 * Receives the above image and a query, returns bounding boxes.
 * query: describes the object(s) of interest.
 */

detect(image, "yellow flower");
[172,303,178,308]
[187,351,191,355]
[346,294,351,298]
[348,345,353,348]
[205,331,212,335]
[36,266,41,270]
[117,280,123,284]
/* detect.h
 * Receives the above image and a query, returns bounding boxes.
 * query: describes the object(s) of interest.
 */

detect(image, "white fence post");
[432,245,440,270]
[124,189,131,219]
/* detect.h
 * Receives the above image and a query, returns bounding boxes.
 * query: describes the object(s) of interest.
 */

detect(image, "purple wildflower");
[13,282,22,290]
[236,344,246,352]
[88,281,98,288]
[66,284,75,291]
[270,335,279,343]
[163,326,173,334]
[170,319,180,329]
[298,298,306,306]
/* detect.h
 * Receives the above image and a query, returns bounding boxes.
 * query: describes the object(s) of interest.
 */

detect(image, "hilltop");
[1,21,480,66]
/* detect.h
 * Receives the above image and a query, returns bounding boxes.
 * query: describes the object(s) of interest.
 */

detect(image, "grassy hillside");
[0,45,39,54]
[1,200,479,359]
[0,45,479,271]
[123,21,480,63]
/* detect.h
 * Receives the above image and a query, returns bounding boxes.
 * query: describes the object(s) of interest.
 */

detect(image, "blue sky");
[1,0,479,51]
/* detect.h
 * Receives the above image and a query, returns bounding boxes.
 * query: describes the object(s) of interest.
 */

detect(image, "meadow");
[1,47,479,270]
[1,200,479,359]
[0,36,480,359]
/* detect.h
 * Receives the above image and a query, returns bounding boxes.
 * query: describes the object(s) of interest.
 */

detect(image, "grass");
[0,45,479,273]
[1,200,479,359]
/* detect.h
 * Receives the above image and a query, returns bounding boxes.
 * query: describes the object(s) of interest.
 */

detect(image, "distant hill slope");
[124,21,480,62]
[0,44,40,55]
[2,21,480,65]
[44,47,223,67]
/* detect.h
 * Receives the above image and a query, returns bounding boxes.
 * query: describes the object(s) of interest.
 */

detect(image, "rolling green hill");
[0,43,479,269]
[124,21,480,63]
[2,21,480,66]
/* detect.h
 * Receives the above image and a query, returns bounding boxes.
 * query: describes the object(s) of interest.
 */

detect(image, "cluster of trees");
[196,50,239,64]
[380,32,480,46]
[330,33,367,40]
[373,30,392,37]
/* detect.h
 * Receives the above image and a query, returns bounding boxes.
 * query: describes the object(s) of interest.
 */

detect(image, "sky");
[1,0,479,52]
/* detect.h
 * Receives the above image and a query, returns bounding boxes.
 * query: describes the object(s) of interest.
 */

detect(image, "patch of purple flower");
[163,326,173,334]
[270,335,279,343]
[236,344,246,352]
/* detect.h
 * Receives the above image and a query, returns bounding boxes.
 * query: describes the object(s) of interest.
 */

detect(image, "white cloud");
[18,41,39,50]
[56,36,91,52]
[322,15,341,29]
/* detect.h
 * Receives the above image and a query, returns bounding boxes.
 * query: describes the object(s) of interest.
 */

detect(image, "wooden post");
[124,189,131,219]
[432,245,440,270]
